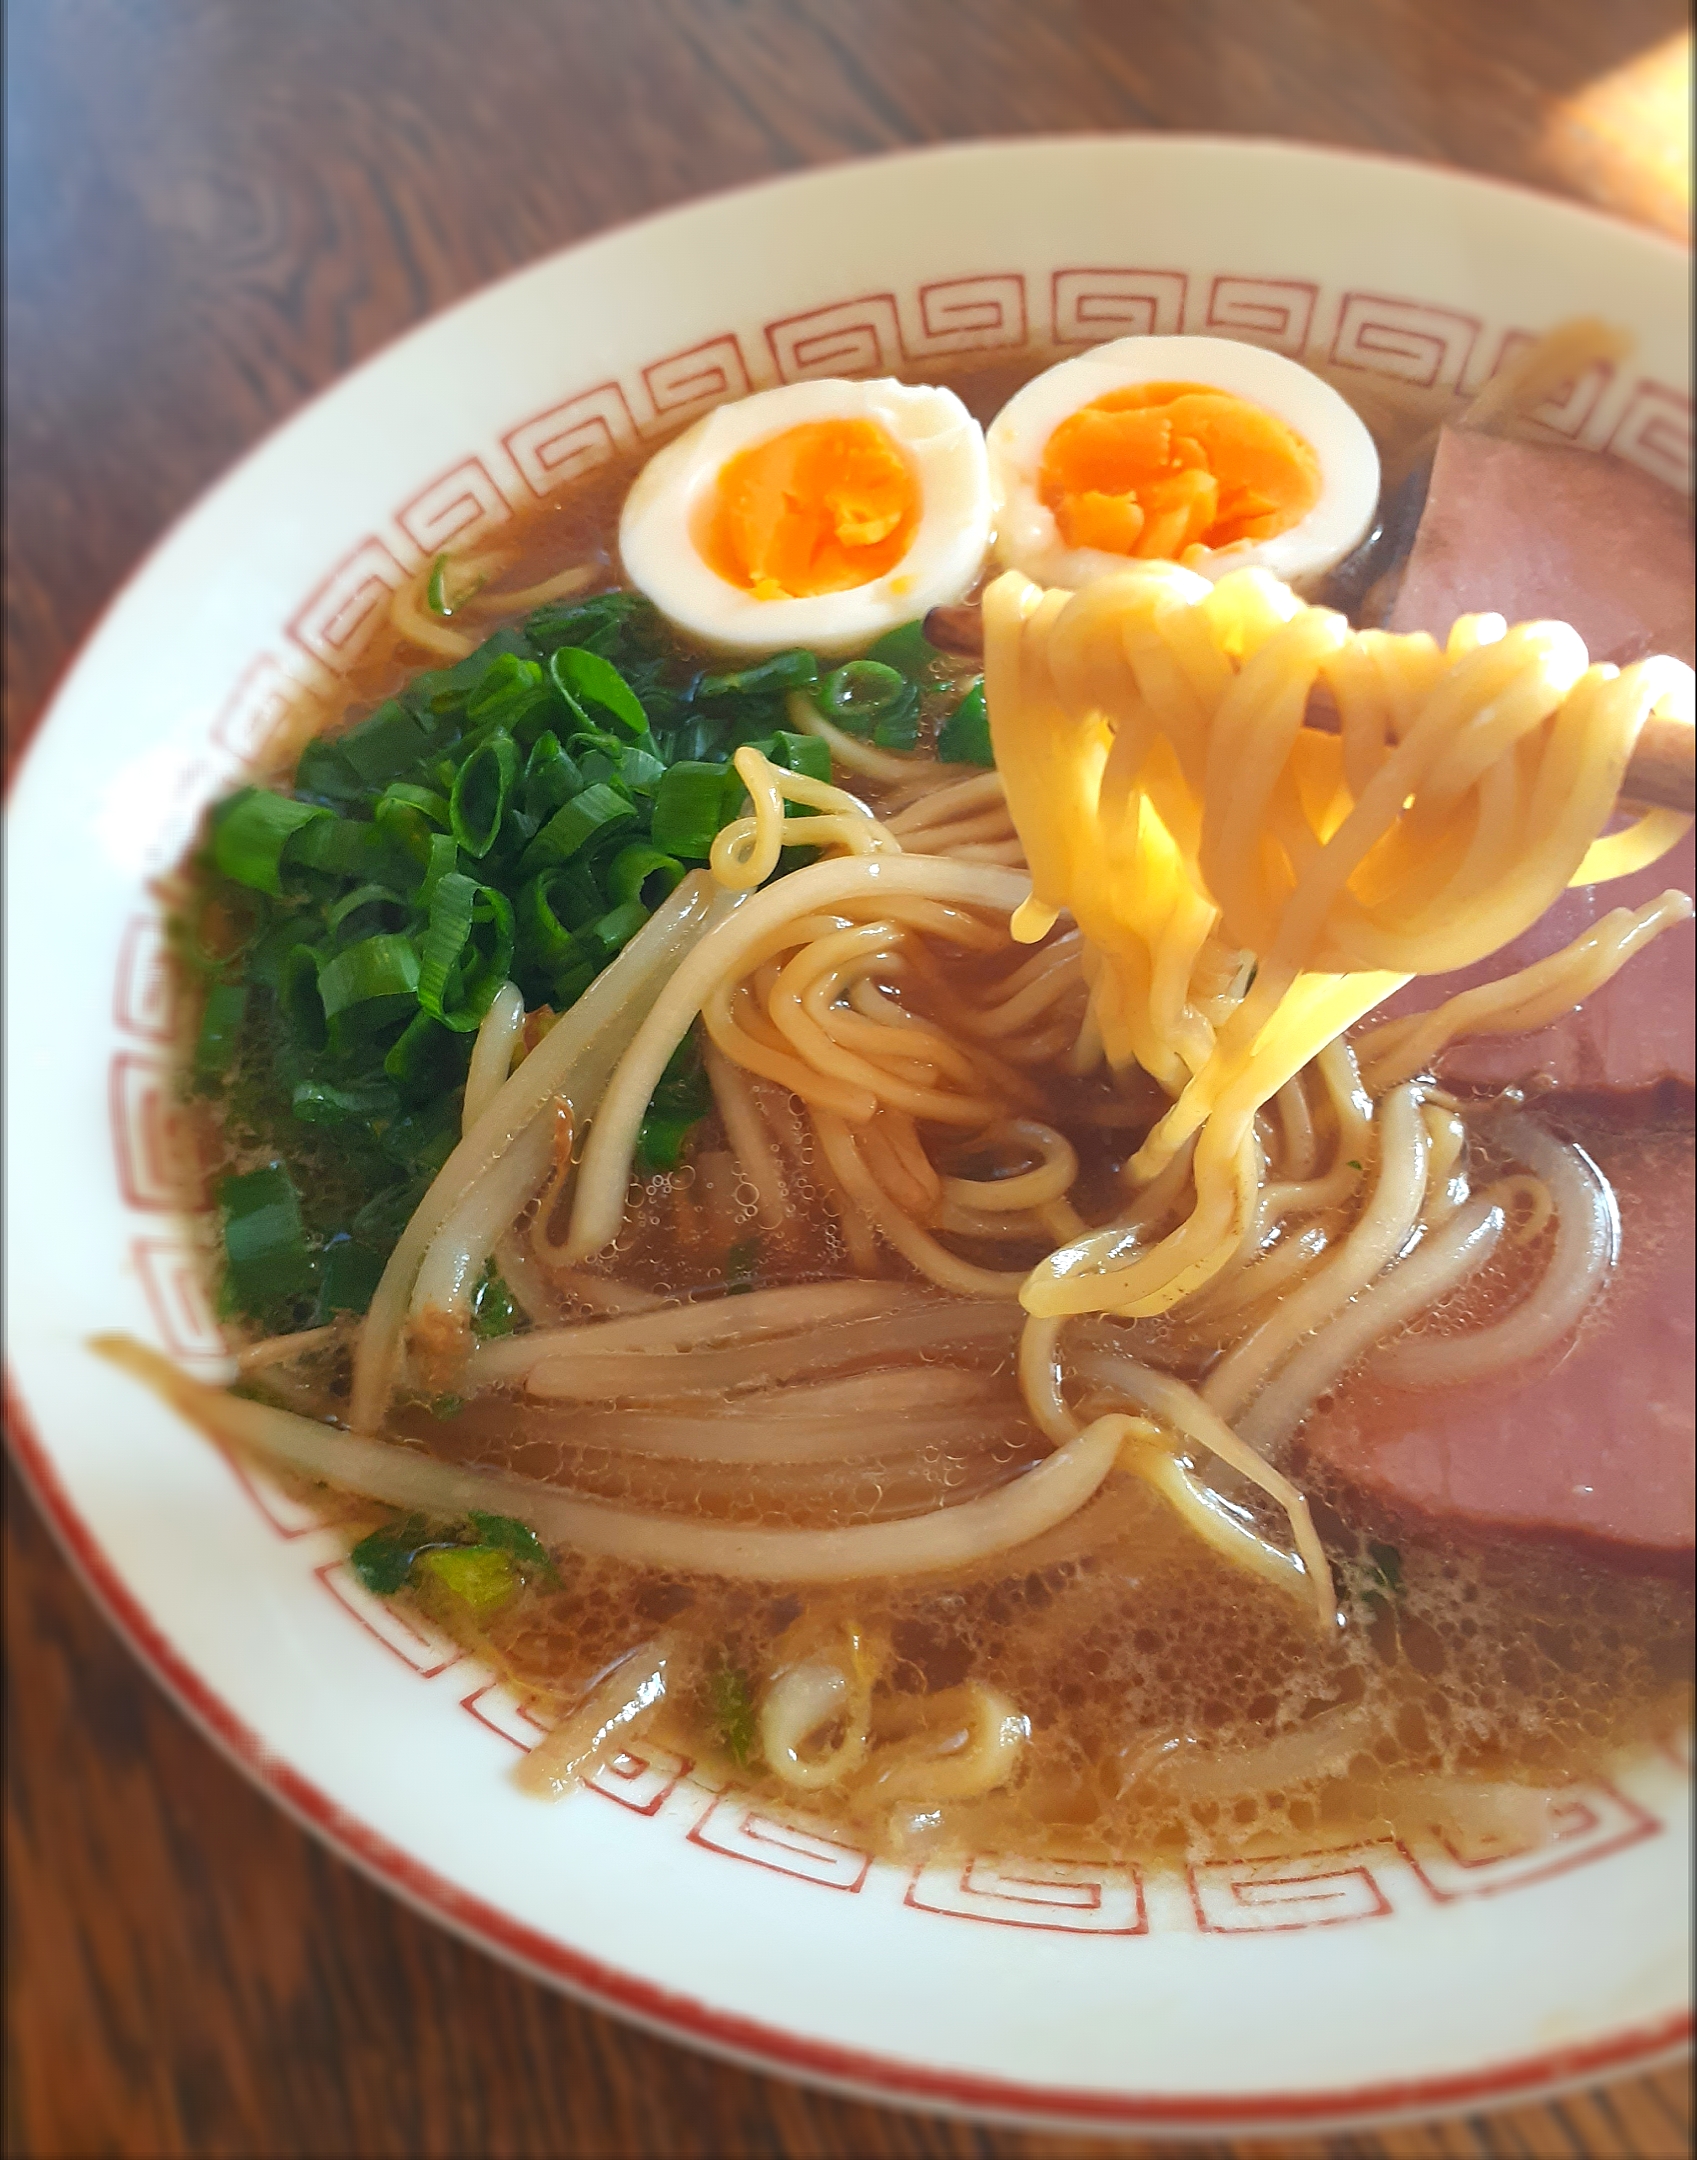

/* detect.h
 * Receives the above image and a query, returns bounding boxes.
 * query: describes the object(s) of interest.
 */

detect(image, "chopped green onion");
[818,660,913,736]
[549,958,598,1009]
[286,814,381,881]
[650,760,733,859]
[517,856,603,956]
[525,589,651,657]
[210,789,329,897]
[865,619,939,681]
[338,700,432,788]
[606,842,684,909]
[325,882,405,938]
[218,1163,317,1308]
[466,1511,560,1583]
[549,646,650,736]
[315,1236,385,1322]
[193,982,248,1081]
[516,873,583,977]
[465,654,551,737]
[425,555,486,620]
[379,781,452,825]
[293,738,362,808]
[936,679,992,766]
[419,1544,517,1614]
[471,1260,517,1340]
[634,1111,698,1171]
[770,730,832,786]
[417,873,514,1032]
[383,1009,467,1100]
[578,898,647,962]
[414,831,461,908]
[449,728,519,858]
[636,1031,713,1169]
[521,732,584,820]
[706,1664,759,1768]
[317,934,420,1021]
[368,799,435,895]
[277,944,328,1053]
[696,650,819,700]
[614,744,667,796]
[518,781,637,875]
[290,1074,399,1126]
[422,627,531,713]
[349,1513,433,1596]
[872,700,920,752]
[379,1098,460,1177]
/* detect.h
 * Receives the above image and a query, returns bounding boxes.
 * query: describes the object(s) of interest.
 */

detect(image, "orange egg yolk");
[1038,381,1321,562]
[700,418,921,600]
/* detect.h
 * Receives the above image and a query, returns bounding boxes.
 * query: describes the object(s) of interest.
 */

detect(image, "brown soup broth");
[204,355,1693,1866]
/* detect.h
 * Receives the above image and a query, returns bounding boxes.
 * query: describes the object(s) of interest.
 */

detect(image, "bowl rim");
[5,132,1692,2136]
[5,128,1689,797]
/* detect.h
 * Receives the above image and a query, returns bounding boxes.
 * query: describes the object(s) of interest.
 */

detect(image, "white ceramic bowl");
[5,138,1691,2139]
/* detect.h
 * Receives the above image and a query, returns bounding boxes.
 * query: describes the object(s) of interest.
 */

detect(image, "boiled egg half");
[619,377,991,658]
[988,336,1380,593]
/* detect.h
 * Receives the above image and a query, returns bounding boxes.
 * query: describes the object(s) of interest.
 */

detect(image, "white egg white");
[988,335,1381,594]
[618,377,991,658]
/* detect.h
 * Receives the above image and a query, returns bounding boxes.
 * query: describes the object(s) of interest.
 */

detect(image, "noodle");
[1234,1195,1507,1459]
[1203,1083,1428,1423]
[1357,891,1694,1090]
[99,1334,1130,1584]
[515,1642,671,1798]
[562,855,1030,1263]
[982,564,1691,1324]
[463,982,526,1133]
[1378,1118,1616,1388]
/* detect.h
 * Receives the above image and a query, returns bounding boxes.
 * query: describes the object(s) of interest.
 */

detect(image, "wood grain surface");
[5,3,1691,2155]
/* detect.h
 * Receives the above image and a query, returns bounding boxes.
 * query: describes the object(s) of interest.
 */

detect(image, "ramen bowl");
[5,137,1690,2138]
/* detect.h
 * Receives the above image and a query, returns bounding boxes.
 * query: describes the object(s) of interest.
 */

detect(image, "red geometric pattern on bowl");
[1205,275,1318,356]
[460,1675,554,1751]
[286,535,410,673]
[1329,292,1481,390]
[130,1234,228,1367]
[109,1052,207,1214]
[914,274,1027,355]
[1189,1843,1398,1933]
[644,335,753,425]
[1404,1780,1660,1901]
[766,293,904,381]
[905,1854,1148,1935]
[396,455,514,553]
[113,913,180,1043]
[458,1679,694,1814]
[211,652,321,765]
[1606,381,1693,493]
[314,1557,463,1678]
[589,1743,695,1818]
[1051,267,1188,344]
[1488,329,1616,440]
[504,382,640,497]
[687,1796,875,1891]
[229,1456,359,1541]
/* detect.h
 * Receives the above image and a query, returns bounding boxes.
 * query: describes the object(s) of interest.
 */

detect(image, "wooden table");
[6,3,1691,2153]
